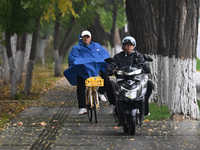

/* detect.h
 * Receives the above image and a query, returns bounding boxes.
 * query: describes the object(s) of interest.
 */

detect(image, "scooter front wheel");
[128,116,136,135]
[123,125,128,133]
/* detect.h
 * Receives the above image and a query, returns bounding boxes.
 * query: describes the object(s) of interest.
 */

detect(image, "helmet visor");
[123,39,134,45]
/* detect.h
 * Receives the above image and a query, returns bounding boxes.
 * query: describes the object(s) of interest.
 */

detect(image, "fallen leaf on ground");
[30,123,37,125]
[129,138,134,140]
[39,122,47,126]
[18,122,23,125]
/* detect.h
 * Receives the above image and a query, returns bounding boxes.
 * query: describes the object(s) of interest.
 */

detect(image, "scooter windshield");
[121,66,142,76]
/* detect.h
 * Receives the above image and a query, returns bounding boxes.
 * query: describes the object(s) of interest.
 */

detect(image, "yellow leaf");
[129,138,134,140]
[39,122,47,126]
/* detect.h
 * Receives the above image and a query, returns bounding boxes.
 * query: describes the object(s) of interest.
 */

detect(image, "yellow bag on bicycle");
[85,77,104,87]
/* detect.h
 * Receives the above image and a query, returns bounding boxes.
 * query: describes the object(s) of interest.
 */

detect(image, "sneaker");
[78,108,87,115]
[98,93,107,102]
[108,104,115,115]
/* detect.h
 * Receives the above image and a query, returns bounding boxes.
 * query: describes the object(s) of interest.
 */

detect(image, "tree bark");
[24,16,40,95]
[2,45,10,85]
[36,37,47,65]
[16,33,26,83]
[110,0,118,48]
[5,29,17,99]
[126,0,199,119]
[53,13,62,77]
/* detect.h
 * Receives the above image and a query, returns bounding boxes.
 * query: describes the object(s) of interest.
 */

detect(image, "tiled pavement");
[0,77,200,150]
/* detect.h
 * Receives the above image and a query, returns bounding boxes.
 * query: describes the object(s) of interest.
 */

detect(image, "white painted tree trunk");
[149,55,200,119]
[115,45,122,54]
[169,57,199,119]
[148,54,158,102]
[54,50,62,76]
[16,50,25,83]
[2,46,10,85]
[24,60,34,94]
[157,56,170,106]
[36,38,47,65]
[24,34,32,70]
[11,34,17,57]
[102,45,122,58]
[8,57,17,98]
[102,46,111,57]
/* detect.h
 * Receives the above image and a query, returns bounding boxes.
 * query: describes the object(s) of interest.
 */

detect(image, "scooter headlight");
[124,69,142,76]
[121,86,139,100]
[116,70,123,75]
[125,90,137,99]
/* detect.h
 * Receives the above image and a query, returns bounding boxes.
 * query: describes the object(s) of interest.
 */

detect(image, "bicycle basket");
[85,77,104,87]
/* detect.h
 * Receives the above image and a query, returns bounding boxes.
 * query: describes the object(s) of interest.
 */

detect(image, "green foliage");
[145,102,171,121]
[38,20,54,39]
[0,0,54,36]
[76,1,103,28]
[0,0,36,35]
[197,57,200,71]
[97,2,127,32]
[116,5,127,29]
[198,100,200,110]
[97,8,112,32]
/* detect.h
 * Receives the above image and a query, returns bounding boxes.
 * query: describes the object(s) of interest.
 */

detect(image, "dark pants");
[144,80,153,115]
[77,70,115,108]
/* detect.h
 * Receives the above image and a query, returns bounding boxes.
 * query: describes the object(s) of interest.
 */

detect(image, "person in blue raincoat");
[63,30,115,115]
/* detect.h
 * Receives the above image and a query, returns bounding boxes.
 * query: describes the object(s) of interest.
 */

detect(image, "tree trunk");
[16,33,26,83]
[53,13,62,77]
[110,0,117,47]
[24,17,40,95]
[2,45,10,85]
[36,37,47,65]
[61,26,81,61]
[5,29,17,99]
[88,13,111,54]
[24,34,32,70]
[126,0,200,119]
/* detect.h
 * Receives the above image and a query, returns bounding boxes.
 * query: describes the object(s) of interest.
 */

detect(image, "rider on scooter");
[106,36,153,115]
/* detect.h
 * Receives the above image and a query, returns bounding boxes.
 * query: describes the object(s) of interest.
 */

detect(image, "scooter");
[105,54,153,135]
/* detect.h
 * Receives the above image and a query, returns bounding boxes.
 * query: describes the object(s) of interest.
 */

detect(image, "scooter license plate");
[125,91,137,99]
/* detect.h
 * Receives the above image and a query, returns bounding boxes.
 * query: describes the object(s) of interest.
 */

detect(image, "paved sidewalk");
[0,77,199,150]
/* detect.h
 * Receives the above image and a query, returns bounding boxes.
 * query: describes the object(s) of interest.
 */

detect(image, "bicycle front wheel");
[86,90,92,122]
[87,106,92,122]
[93,91,98,123]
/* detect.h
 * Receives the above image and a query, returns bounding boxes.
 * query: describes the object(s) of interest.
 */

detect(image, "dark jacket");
[106,50,150,74]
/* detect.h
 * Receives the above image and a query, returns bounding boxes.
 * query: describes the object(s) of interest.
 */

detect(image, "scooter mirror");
[143,54,153,62]
[104,58,114,63]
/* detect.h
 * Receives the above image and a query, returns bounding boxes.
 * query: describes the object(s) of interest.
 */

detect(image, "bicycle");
[85,76,104,123]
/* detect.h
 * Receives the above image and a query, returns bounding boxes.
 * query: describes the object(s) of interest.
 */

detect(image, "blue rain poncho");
[63,36,109,86]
